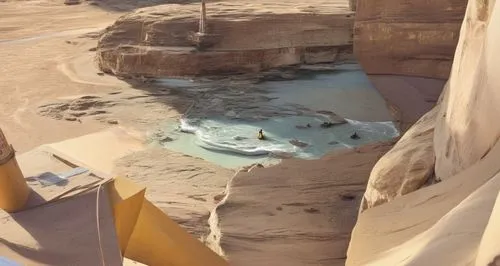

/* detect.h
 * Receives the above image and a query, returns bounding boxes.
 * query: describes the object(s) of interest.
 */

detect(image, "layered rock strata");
[355,0,468,211]
[354,0,467,79]
[97,2,354,77]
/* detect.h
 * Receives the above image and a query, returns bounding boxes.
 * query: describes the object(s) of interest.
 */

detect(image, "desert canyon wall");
[434,0,500,180]
[356,0,468,210]
[354,0,467,131]
[354,0,466,79]
[348,0,500,264]
[97,3,354,77]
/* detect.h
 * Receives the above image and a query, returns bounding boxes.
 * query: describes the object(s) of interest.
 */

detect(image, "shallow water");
[162,121,278,169]
[264,65,392,121]
[158,64,399,169]
[162,116,398,168]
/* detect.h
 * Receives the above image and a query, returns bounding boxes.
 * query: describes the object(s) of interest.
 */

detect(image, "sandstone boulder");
[97,2,354,77]
[354,0,466,79]
[360,105,437,212]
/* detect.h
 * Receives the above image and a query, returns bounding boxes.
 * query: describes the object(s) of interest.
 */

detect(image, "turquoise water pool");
[156,64,398,169]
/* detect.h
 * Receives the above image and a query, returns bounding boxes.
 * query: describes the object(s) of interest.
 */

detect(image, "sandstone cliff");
[434,0,500,180]
[348,0,500,264]
[356,0,468,208]
[353,0,466,131]
[354,0,466,79]
[97,1,354,77]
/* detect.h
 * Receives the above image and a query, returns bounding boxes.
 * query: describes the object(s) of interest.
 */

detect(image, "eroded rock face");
[434,0,500,180]
[354,0,468,212]
[354,0,467,79]
[360,105,437,212]
[348,0,500,264]
[97,2,354,77]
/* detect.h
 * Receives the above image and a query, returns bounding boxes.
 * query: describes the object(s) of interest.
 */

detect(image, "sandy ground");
[0,1,121,152]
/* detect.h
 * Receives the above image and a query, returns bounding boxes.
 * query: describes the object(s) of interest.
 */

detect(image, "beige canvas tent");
[0,127,227,266]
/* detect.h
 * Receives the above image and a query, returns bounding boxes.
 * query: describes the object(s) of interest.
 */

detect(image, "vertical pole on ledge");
[199,0,207,34]
[349,0,357,12]
[0,128,30,213]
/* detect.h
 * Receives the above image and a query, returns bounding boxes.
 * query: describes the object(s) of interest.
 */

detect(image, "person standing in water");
[258,129,265,140]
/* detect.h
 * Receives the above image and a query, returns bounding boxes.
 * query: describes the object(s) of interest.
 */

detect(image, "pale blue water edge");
[155,64,400,169]
[161,116,398,169]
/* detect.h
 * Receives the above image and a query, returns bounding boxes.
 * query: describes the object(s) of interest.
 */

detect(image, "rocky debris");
[354,0,466,79]
[350,132,360,140]
[299,64,337,71]
[320,122,335,128]
[64,116,78,122]
[213,194,225,203]
[359,106,437,212]
[269,151,294,159]
[96,2,354,77]
[258,69,297,82]
[320,120,346,128]
[289,139,309,148]
[303,207,320,214]
[150,129,175,144]
[340,193,356,201]
[64,0,81,5]
[37,95,115,121]
[78,31,103,40]
[180,84,340,121]
[239,163,265,173]
[316,110,347,124]
[36,89,182,129]
[295,123,312,129]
